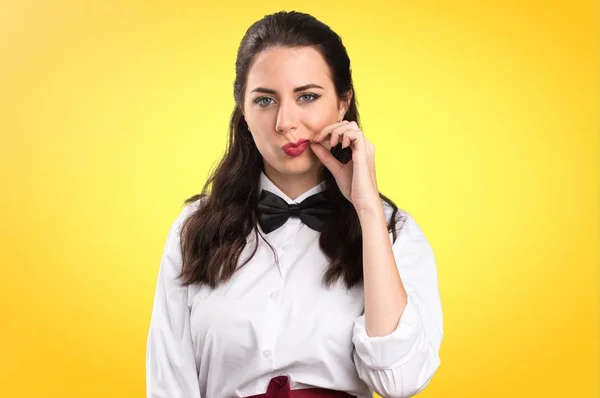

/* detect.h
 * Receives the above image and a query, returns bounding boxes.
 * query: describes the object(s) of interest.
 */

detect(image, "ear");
[338,89,353,121]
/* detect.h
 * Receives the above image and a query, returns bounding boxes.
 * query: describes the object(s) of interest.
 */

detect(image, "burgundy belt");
[244,376,355,398]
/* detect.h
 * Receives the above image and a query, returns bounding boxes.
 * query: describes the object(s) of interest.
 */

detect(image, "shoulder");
[381,200,429,247]
[171,195,208,233]
[381,199,409,232]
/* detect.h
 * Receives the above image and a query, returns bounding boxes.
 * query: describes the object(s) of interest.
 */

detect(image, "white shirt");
[146,171,443,398]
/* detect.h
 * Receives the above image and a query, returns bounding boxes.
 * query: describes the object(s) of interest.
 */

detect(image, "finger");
[334,127,361,150]
[330,124,358,148]
[330,129,343,147]
[346,130,371,167]
[310,142,343,175]
[312,120,349,143]
[341,130,356,149]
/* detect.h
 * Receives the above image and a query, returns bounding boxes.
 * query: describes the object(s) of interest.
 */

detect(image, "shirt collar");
[259,170,326,204]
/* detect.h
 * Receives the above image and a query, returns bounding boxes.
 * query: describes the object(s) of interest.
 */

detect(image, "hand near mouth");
[310,120,381,214]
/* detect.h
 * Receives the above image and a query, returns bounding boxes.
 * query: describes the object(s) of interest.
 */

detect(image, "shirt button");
[269,291,278,300]
[281,243,291,251]
[262,350,272,358]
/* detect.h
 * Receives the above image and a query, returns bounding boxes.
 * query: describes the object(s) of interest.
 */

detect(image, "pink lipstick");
[282,139,310,157]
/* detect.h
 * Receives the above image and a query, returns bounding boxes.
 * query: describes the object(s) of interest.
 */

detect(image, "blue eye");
[253,93,320,107]
[255,97,274,107]
[299,93,320,102]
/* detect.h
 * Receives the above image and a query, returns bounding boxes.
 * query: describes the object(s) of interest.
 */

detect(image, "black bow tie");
[257,190,333,234]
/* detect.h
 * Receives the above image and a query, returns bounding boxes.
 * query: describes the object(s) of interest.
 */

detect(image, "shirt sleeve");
[352,211,444,398]
[146,204,201,398]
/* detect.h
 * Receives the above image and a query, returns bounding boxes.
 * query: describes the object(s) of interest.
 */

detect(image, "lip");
[282,139,310,151]
[282,139,310,157]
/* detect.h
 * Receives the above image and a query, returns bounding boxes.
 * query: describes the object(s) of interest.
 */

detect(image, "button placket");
[274,220,296,279]
[261,274,283,367]
[279,218,299,253]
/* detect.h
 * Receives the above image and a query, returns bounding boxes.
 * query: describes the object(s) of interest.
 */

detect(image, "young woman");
[146,10,443,398]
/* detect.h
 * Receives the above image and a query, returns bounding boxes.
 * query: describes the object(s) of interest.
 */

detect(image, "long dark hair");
[178,10,400,290]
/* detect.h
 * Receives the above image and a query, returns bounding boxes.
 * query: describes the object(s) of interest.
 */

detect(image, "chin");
[271,155,321,176]
[279,163,316,175]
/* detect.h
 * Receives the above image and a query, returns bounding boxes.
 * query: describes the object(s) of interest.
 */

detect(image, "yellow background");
[1,0,597,397]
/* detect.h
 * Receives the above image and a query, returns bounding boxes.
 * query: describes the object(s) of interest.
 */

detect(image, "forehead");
[246,46,332,90]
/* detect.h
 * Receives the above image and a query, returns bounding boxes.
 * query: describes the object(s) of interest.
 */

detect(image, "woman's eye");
[254,94,320,107]
[299,93,320,102]
[255,97,274,106]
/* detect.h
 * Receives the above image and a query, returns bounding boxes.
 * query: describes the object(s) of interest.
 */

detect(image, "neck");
[263,164,324,201]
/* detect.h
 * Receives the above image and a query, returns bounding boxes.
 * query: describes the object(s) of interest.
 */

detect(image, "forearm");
[358,202,408,337]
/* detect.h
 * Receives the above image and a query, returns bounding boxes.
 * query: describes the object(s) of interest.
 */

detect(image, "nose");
[275,100,298,134]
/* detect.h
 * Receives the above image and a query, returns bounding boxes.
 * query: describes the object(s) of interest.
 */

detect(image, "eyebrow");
[249,84,325,94]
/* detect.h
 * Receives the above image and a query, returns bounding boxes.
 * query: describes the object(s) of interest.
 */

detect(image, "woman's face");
[242,46,349,180]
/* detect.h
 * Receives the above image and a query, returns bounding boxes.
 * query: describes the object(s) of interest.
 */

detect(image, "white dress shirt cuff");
[352,293,424,370]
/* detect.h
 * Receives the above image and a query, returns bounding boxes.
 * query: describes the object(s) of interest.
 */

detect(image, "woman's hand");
[310,120,381,213]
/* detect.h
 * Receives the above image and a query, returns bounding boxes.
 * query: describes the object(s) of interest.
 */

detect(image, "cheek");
[249,130,271,152]
[247,119,277,154]
[246,113,274,141]
[301,107,338,134]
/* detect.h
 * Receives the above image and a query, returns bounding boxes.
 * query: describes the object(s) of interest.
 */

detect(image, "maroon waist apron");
[244,376,355,398]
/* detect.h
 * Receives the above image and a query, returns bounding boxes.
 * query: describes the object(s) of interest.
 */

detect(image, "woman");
[146,10,443,398]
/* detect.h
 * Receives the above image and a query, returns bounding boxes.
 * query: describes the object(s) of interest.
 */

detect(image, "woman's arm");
[352,204,444,398]
[359,203,408,337]
[146,207,201,398]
